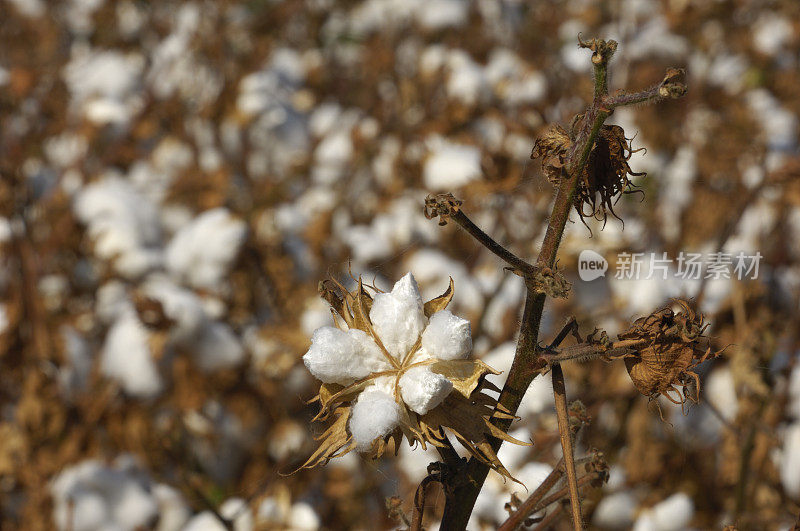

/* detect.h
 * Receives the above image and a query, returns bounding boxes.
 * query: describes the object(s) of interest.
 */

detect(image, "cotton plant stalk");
[299,38,698,530]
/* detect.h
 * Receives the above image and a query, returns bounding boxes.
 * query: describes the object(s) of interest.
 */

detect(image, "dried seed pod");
[531,122,645,229]
[618,300,715,405]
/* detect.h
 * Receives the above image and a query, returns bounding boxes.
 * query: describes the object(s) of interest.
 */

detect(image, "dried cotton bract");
[531,120,644,228]
[619,300,716,406]
[299,273,526,479]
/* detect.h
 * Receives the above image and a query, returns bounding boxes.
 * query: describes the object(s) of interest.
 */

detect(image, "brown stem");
[497,459,564,531]
[552,363,583,529]
[448,209,535,274]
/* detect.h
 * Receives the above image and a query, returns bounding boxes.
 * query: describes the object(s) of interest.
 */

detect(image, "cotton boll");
[220,498,254,531]
[593,491,637,529]
[369,273,427,359]
[423,139,482,191]
[101,313,163,398]
[349,389,401,450]
[635,493,693,531]
[705,366,738,422]
[153,484,190,531]
[191,321,245,372]
[111,480,159,529]
[288,502,320,530]
[165,208,247,292]
[399,366,453,415]
[74,178,163,279]
[781,422,800,498]
[183,512,227,531]
[303,327,392,385]
[71,493,108,531]
[141,275,206,340]
[421,310,472,360]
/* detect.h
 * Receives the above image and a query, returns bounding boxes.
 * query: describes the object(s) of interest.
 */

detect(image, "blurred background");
[1,0,799,529]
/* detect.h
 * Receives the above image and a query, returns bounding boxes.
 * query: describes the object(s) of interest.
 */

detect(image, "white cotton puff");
[101,313,163,398]
[303,327,392,385]
[421,310,472,360]
[369,273,427,359]
[593,491,637,530]
[220,497,254,531]
[348,389,401,450]
[191,321,246,372]
[635,492,694,531]
[781,422,800,498]
[399,366,453,415]
[165,207,247,291]
[288,502,320,530]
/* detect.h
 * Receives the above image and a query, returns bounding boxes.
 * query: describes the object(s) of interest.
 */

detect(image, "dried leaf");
[423,277,454,317]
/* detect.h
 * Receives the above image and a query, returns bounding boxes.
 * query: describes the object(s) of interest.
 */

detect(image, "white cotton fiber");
[348,389,401,450]
[303,327,391,385]
[781,422,800,498]
[593,491,637,530]
[74,177,163,279]
[101,313,163,398]
[165,207,247,291]
[191,321,246,372]
[111,480,159,529]
[399,366,453,415]
[288,503,320,530]
[220,497,254,531]
[421,310,472,360]
[635,492,694,531]
[369,273,427,359]
[423,139,482,191]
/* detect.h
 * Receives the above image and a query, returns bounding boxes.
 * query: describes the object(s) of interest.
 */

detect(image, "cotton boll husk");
[165,207,247,291]
[421,310,472,361]
[369,273,427,359]
[593,491,637,529]
[348,389,401,450]
[101,313,163,398]
[399,366,453,415]
[303,327,391,385]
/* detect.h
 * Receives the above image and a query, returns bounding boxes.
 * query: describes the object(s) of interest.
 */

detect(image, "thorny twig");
[426,37,687,530]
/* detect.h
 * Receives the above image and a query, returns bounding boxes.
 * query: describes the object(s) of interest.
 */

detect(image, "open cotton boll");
[421,310,472,360]
[593,491,637,530]
[369,273,427,359]
[781,422,800,498]
[165,208,247,291]
[220,498,254,531]
[399,366,453,415]
[101,313,163,398]
[288,502,320,530]
[191,321,245,372]
[303,327,392,385]
[348,389,401,450]
[634,493,694,531]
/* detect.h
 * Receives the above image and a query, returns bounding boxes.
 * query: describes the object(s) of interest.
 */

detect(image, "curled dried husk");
[298,276,527,481]
[531,121,644,229]
[619,299,716,406]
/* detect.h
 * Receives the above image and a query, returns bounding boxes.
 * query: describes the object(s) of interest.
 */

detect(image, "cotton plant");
[299,272,525,479]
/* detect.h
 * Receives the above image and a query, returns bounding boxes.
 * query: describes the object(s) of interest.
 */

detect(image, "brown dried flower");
[531,120,645,229]
[618,300,715,406]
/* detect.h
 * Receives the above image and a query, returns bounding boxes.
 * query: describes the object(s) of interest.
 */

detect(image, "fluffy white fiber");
[165,207,247,291]
[421,310,472,360]
[101,312,163,398]
[303,327,391,385]
[399,366,453,415]
[369,273,427,359]
[348,389,401,450]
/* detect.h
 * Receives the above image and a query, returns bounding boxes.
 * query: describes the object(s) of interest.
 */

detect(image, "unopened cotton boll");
[399,366,453,415]
[303,327,392,385]
[369,273,427,359]
[348,389,401,450]
[421,310,472,360]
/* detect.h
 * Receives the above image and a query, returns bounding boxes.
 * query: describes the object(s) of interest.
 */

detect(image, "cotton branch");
[428,37,687,530]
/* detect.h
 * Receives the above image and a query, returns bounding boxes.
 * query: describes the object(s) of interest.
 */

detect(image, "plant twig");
[497,458,564,531]
[552,363,583,529]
